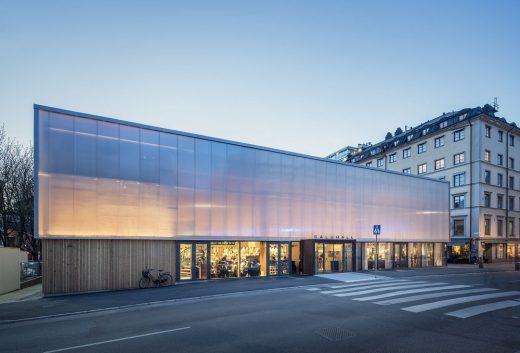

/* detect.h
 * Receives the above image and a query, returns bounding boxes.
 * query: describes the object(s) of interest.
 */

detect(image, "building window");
[510,157,515,169]
[484,170,491,184]
[453,194,465,209]
[508,219,515,236]
[417,142,427,154]
[485,125,491,138]
[377,158,384,168]
[407,135,413,142]
[440,121,448,129]
[454,152,465,165]
[498,194,504,209]
[435,158,445,170]
[366,161,373,167]
[484,192,491,207]
[454,173,465,187]
[454,129,465,142]
[402,168,411,174]
[403,148,411,159]
[510,196,515,211]
[497,218,504,236]
[484,217,491,235]
[497,173,503,187]
[454,219,464,236]
[498,154,503,166]
[418,163,427,174]
[498,130,503,142]
[389,153,396,163]
[434,136,445,148]
[510,176,515,189]
[510,135,515,146]
[484,150,491,162]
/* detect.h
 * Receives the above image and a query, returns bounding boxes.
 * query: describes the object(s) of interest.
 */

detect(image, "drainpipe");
[468,119,473,260]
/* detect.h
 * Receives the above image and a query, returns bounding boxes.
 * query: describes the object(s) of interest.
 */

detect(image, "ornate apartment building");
[328,104,520,263]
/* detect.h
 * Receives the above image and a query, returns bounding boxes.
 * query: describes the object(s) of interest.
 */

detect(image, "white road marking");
[326,279,410,290]
[306,288,321,291]
[334,282,445,297]
[353,285,471,301]
[445,300,520,318]
[43,326,190,352]
[402,291,520,313]
[375,288,499,305]
[321,280,416,294]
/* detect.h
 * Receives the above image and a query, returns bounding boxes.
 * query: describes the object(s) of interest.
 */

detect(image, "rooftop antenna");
[493,97,499,111]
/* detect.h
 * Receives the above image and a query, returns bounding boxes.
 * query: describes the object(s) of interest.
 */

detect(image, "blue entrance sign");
[373,225,381,236]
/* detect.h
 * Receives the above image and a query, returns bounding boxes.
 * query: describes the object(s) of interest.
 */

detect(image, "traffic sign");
[373,225,381,235]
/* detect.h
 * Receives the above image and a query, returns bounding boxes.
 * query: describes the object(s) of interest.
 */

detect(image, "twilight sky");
[1,0,519,157]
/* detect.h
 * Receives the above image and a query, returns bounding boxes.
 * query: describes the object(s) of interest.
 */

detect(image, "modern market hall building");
[35,105,449,295]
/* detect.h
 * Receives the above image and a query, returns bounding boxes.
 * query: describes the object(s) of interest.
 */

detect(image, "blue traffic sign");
[373,225,381,235]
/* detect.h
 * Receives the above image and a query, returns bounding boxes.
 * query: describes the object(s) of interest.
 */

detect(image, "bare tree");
[0,125,38,259]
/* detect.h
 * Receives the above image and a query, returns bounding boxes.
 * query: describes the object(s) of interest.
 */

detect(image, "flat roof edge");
[33,104,449,185]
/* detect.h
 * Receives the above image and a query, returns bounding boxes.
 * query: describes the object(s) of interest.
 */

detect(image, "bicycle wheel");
[139,277,151,289]
[159,274,173,287]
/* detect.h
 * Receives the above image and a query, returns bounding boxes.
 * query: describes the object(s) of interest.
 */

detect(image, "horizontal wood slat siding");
[42,239,176,295]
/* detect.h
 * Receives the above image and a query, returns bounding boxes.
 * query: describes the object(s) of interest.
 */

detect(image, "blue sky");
[1,0,519,156]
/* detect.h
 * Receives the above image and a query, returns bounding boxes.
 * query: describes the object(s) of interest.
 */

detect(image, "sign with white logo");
[373,225,381,236]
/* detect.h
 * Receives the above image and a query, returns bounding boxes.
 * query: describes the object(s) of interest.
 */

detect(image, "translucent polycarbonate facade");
[36,106,449,242]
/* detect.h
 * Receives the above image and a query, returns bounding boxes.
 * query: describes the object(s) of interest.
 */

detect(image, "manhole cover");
[316,327,356,341]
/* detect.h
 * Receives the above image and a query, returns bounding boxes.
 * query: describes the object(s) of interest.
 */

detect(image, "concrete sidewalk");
[0,283,42,304]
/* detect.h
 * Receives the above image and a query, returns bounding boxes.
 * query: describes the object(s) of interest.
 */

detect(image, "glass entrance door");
[316,242,351,273]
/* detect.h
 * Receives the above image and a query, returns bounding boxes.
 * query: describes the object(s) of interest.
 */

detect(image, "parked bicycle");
[139,268,173,288]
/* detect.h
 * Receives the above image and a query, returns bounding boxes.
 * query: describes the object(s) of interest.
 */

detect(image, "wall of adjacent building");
[0,247,21,295]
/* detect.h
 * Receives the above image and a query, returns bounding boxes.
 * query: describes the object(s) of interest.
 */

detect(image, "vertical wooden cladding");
[42,239,176,295]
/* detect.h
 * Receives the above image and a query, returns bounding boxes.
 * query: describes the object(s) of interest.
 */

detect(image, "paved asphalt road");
[1,266,519,353]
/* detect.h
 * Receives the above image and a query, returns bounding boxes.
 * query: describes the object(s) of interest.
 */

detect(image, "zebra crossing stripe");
[305,288,321,291]
[445,299,520,318]
[375,288,499,306]
[334,282,445,297]
[321,280,417,295]
[402,291,520,313]
[326,279,408,289]
[353,284,471,302]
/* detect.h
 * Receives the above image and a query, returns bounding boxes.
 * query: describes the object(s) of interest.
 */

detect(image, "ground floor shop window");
[240,242,266,277]
[409,243,422,268]
[423,243,434,267]
[211,242,240,278]
[364,243,391,270]
[434,243,445,266]
[506,243,516,260]
[496,244,505,260]
[393,243,408,268]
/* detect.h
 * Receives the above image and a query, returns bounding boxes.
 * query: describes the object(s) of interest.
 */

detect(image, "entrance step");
[316,272,390,283]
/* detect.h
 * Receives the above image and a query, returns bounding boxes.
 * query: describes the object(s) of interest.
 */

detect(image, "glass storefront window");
[423,243,434,267]
[180,243,192,280]
[434,243,444,267]
[344,243,353,272]
[364,243,390,270]
[269,243,279,275]
[239,242,266,277]
[211,242,239,278]
[291,242,301,274]
[280,243,289,275]
[409,243,422,268]
[393,243,408,268]
[315,243,324,273]
[496,244,504,260]
[195,243,207,280]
